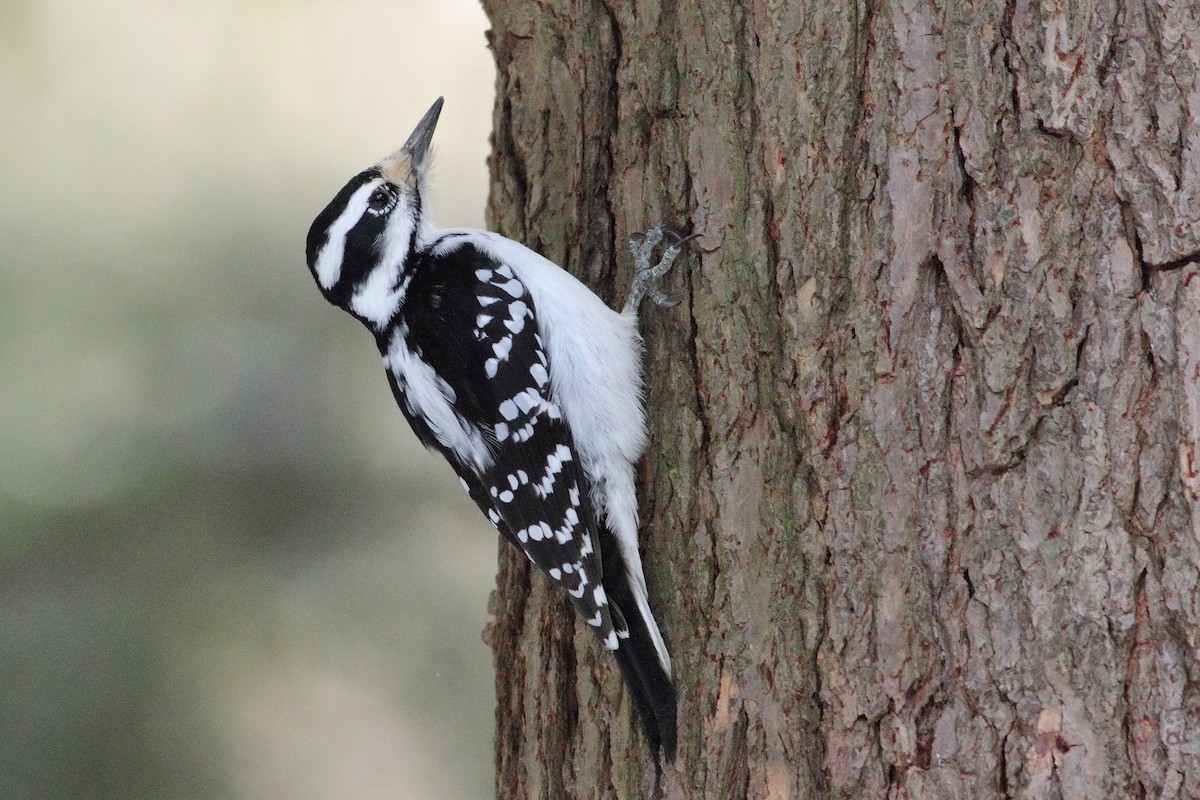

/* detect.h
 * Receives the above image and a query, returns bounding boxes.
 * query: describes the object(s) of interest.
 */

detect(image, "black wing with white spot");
[397,239,623,649]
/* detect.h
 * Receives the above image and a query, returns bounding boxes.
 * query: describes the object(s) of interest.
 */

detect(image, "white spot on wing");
[529,363,548,387]
[514,389,538,413]
[496,279,524,297]
[492,336,513,361]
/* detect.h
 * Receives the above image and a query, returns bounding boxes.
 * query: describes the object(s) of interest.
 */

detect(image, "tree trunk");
[479,0,1200,797]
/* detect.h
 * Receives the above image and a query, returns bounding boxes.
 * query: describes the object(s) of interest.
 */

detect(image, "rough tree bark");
[479,1,1200,798]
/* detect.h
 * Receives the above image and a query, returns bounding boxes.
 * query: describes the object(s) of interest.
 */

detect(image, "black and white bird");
[305,98,689,760]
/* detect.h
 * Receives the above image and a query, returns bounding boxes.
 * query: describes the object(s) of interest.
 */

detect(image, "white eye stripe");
[314,179,384,290]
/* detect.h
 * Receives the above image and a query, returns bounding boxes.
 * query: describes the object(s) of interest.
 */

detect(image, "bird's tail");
[601,540,677,762]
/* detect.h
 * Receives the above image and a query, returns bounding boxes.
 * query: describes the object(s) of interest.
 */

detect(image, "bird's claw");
[623,224,696,314]
[650,289,680,309]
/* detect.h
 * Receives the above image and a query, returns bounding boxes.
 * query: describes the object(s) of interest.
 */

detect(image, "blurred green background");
[1,2,499,798]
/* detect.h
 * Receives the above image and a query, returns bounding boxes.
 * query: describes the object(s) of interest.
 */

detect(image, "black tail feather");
[602,559,677,761]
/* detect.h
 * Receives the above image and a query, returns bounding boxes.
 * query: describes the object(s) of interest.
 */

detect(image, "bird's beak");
[401,97,443,167]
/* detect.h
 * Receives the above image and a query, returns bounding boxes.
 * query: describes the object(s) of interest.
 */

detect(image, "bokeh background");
[1,2,498,798]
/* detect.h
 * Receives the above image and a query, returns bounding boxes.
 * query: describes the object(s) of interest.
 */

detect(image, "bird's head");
[305,97,443,330]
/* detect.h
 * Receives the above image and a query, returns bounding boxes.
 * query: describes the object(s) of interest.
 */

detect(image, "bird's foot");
[622,224,697,314]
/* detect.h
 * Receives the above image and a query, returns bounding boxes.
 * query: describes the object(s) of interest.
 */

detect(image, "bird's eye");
[367,187,395,215]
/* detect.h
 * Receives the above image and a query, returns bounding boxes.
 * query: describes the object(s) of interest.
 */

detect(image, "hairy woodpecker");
[305,98,689,760]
